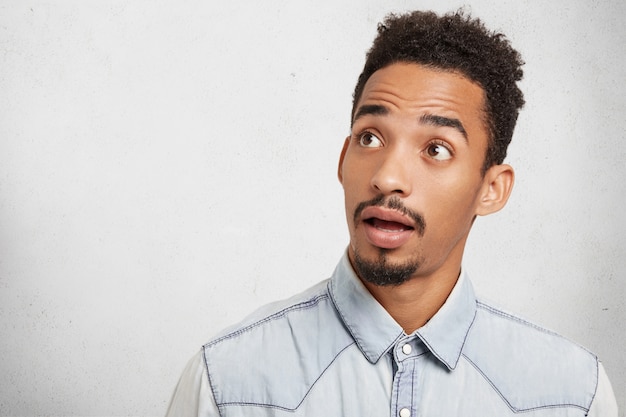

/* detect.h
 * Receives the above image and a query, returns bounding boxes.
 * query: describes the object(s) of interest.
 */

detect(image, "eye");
[425,141,453,161]
[358,132,383,148]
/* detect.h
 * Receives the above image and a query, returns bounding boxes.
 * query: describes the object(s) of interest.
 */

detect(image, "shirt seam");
[215,341,357,411]
[204,292,329,348]
[410,359,416,413]
[327,279,403,364]
[476,301,595,357]
[202,347,223,417]
[461,353,590,413]
[587,358,601,414]
[393,356,401,415]
[418,300,478,370]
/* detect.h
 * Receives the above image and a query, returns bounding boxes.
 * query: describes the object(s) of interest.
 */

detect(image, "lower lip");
[363,221,413,249]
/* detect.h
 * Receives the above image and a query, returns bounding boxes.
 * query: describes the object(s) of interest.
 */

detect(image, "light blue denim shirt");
[166,254,617,417]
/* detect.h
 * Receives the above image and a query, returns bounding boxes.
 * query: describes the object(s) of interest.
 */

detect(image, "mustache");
[353,195,426,236]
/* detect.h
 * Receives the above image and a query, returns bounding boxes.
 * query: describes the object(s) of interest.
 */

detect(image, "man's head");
[352,10,525,174]
[339,10,523,287]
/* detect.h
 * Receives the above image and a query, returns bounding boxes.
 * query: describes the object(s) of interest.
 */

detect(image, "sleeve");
[165,350,220,417]
[587,362,618,417]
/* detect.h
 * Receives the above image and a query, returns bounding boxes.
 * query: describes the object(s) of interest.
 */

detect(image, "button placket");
[390,337,423,417]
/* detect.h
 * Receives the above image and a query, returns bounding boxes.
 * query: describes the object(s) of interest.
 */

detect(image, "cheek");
[426,175,482,218]
[340,157,370,202]
[340,152,361,182]
[341,173,359,227]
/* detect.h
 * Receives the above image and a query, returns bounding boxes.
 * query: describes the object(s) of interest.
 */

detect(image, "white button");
[399,408,411,417]
[402,344,412,355]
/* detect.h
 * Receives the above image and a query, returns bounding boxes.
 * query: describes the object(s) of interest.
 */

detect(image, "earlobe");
[338,137,350,184]
[476,164,515,216]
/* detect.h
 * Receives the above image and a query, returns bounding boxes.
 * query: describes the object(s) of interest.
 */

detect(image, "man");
[166,10,618,416]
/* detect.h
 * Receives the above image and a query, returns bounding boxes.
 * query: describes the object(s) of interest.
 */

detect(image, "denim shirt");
[166,254,618,417]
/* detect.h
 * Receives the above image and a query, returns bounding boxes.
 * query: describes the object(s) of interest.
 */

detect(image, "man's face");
[339,62,493,286]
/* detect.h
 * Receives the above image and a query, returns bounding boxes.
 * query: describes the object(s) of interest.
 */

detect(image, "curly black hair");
[352,10,525,173]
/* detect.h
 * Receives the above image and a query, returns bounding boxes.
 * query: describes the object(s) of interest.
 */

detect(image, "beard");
[353,246,423,286]
[351,195,426,286]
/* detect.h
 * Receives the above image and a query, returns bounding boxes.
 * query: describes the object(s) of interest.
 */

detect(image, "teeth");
[376,226,406,232]
[377,227,403,232]
[371,218,408,232]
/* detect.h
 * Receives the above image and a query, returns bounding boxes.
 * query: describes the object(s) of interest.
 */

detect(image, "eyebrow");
[419,113,468,140]
[352,104,388,124]
[352,105,468,141]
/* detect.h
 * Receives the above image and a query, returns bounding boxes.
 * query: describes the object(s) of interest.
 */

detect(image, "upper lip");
[360,206,415,229]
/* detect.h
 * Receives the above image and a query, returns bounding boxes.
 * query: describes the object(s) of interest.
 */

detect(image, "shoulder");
[201,279,355,409]
[463,299,599,412]
[206,279,332,345]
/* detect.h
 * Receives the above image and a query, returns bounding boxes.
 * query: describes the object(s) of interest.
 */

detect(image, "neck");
[361,263,461,334]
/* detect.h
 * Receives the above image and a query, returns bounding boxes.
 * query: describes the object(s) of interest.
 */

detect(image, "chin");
[352,245,423,287]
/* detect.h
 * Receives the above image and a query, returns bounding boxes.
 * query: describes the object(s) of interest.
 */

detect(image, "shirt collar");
[328,252,477,370]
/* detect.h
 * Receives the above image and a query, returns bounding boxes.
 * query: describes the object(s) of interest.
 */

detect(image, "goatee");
[353,248,422,286]
[352,195,426,286]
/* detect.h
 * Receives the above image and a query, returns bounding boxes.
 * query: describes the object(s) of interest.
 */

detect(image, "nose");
[370,147,412,196]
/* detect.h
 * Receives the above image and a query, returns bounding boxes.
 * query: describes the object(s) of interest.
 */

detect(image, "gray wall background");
[1,0,624,415]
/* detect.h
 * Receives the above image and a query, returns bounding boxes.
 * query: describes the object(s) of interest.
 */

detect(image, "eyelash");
[355,130,380,142]
[427,139,454,156]
[354,130,454,156]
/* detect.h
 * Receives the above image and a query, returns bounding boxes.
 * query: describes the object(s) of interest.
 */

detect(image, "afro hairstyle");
[352,10,525,173]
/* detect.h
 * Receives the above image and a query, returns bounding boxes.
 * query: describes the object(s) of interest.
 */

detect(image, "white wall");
[1,0,624,415]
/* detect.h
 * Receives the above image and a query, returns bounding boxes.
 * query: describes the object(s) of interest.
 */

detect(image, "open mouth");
[360,207,416,249]
[365,217,414,233]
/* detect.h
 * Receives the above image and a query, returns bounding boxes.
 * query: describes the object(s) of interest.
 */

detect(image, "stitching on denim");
[327,280,403,364]
[204,293,329,348]
[456,302,478,367]
[203,348,224,417]
[476,301,596,357]
[410,359,416,413]
[462,354,589,413]
[587,359,600,414]
[394,355,401,416]
[391,353,420,414]
[216,341,357,410]
[419,302,478,371]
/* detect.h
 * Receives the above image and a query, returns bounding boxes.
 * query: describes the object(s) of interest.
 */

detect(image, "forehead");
[354,63,487,132]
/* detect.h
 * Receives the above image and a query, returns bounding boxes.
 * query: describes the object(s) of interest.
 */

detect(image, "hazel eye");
[358,132,383,148]
[426,142,453,161]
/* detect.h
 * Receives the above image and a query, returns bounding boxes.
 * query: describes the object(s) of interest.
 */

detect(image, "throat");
[361,268,461,334]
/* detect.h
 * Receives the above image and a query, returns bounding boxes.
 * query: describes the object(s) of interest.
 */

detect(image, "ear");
[475,164,514,216]
[337,136,350,184]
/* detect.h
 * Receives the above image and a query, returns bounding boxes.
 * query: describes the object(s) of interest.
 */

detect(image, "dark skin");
[338,63,514,333]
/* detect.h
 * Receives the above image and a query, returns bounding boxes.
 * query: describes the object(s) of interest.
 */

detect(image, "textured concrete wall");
[1,0,624,415]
